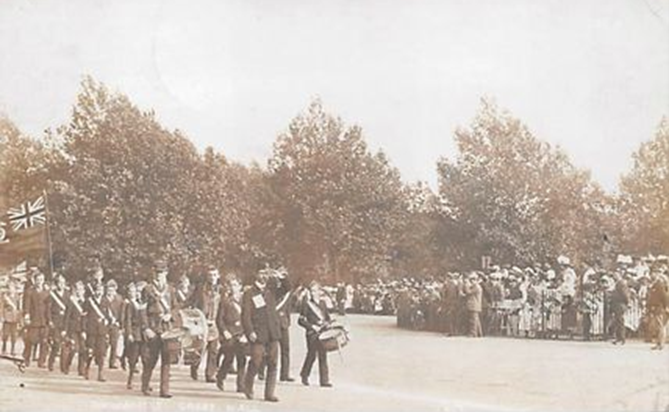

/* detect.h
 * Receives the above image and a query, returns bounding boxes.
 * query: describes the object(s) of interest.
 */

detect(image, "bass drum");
[177,308,208,366]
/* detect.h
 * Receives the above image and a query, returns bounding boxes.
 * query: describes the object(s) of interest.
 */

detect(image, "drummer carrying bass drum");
[298,281,333,388]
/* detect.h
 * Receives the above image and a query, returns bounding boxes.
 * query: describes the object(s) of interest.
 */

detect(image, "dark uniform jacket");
[192,283,220,321]
[216,296,244,339]
[84,295,110,336]
[441,279,459,308]
[123,299,145,342]
[611,279,631,312]
[193,282,221,341]
[298,298,331,337]
[49,289,69,330]
[142,282,178,335]
[64,295,87,335]
[647,278,669,311]
[106,294,124,329]
[241,283,281,344]
[272,277,292,329]
[24,286,51,327]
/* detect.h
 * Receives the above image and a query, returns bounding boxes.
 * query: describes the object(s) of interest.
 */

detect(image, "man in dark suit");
[23,270,51,368]
[647,269,669,350]
[105,279,124,369]
[441,273,460,336]
[610,271,631,345]
[464,272,483,338]
[216,278,247,392]
[298,281,332,387]
[62,281,87,376]
[190,266,221,382]
[141,261,178,398]
[47,273,68,372]
[123,282,145,389]
[175,274,194,310]
[84,282,110,381]
[241,268,281,402]
[259,270,293,382]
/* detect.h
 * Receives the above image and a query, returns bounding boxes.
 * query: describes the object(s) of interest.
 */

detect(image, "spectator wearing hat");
[610,271,631,345]
[464,272,483,338]
[646,270,669,350]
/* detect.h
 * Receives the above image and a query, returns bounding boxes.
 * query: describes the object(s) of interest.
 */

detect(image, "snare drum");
[317,326,350,352]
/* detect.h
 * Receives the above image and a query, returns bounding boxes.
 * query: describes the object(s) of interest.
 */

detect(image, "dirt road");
[0,315,667,411]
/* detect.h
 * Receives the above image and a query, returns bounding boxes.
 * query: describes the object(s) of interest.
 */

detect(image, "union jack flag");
[7,195,46,232]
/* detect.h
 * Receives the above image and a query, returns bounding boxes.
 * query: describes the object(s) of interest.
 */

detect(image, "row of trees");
[0,77,667,285]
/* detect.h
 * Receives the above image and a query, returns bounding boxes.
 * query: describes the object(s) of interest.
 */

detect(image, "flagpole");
[43,190,55,279]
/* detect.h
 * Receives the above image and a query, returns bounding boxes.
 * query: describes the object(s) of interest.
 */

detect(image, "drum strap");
[308,300,325,322]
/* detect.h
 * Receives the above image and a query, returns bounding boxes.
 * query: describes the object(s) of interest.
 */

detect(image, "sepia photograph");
[0,0,668,411]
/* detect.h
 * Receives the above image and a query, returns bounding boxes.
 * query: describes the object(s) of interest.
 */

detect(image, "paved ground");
[0,315,667,412]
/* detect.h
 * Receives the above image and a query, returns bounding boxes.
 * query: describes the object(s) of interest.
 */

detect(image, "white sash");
[50,291,67,312]
[88,296,107,322]
[70,296,84,315]
[307,300,325,323]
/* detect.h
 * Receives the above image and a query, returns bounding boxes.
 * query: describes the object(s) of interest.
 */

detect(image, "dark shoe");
[258,374,265,381]
[109,365,118,370]
[244,391,253,400]
[159,393,172,399]
[264,396,279,402]
[280,377,295,382]
[301,376,309,386]
[236,388,245,393]
[190,370,198,381]
[142,389,151,396]
[126,383,133,390]
[205,377,216,383]
[216,379,224,391]
[320,382,333,388]
[97,376,106,382]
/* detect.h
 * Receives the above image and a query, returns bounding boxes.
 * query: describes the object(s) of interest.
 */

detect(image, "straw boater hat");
[557,256,570,266]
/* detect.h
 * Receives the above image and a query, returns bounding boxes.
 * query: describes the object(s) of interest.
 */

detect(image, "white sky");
[0,0,667,192]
